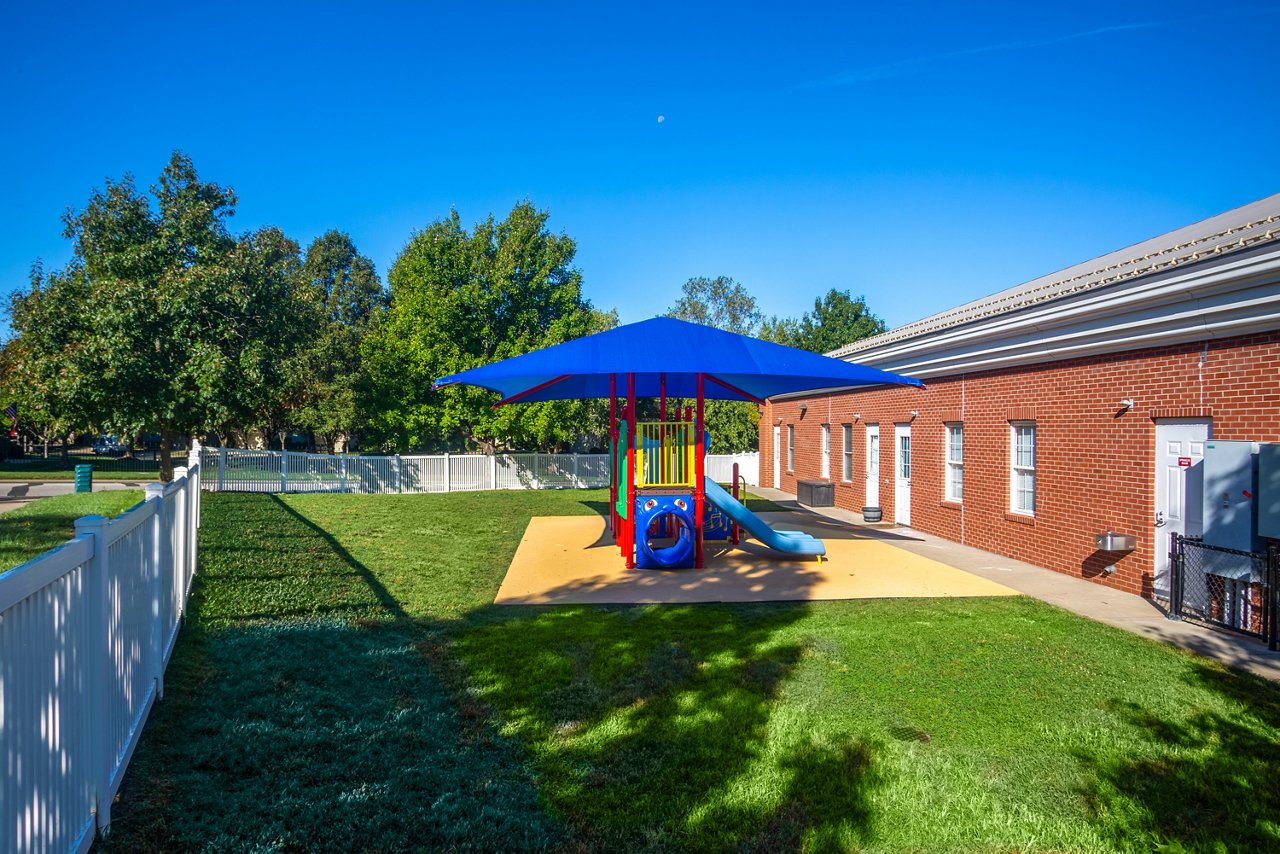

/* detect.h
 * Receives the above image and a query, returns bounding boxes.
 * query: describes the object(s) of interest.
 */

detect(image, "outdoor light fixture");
[853,414,861,422]
[1119,398,1134,410]
[798,402,808,412]
[909,410,919,420]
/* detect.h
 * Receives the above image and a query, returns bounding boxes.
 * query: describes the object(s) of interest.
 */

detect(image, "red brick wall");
[760,331,1280,598]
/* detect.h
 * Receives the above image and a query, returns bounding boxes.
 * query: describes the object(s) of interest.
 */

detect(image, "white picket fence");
[201,448,760,493]
[0,451,202,853]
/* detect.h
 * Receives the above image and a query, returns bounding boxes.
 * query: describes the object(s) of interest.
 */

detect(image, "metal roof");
[831,193,1280,359]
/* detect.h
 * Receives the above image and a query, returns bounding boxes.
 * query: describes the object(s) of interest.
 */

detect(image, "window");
[842,424,853,481]
[821,424,831,479]
[945,423,963,502]
[787,425,795,471]
[1010,422,1036,515]
[899,433,911,479]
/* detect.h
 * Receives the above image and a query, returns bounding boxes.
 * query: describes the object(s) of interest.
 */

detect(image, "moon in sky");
[657,115,665,123]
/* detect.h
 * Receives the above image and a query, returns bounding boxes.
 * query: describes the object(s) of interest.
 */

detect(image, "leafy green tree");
[288,231,385,451]
[664,276,761,453]
[761,289,886,354]
[668,275,762,335]
[6,152,309,479]
[363,202,608,452]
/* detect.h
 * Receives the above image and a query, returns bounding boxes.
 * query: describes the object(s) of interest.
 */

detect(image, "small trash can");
[861,506,882,523]
[74,463,93,494]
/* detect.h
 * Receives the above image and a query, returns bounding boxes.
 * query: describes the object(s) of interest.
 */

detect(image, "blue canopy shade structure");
[432,316,922,403]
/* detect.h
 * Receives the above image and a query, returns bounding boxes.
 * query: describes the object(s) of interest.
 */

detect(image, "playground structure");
[608,374,826,570]
[433,317,923,571]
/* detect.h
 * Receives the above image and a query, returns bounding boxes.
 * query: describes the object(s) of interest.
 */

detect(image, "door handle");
[1154,511,1166,528]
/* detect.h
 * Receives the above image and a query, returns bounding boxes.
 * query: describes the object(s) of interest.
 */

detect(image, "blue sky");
[3,1,1278,336]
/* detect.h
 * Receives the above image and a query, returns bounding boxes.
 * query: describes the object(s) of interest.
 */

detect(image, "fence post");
[533,453,541,490]
[173,467,189,616]
[444,453,451,492]
[491,454,499,490]
[143,484,167,698]
[1167,532,1183,621]
[573,453,581,488]
[73,513,115,831]
[279,451,288,494]
[341,455,348,494]
[1269,542,1279,652]
[218,446,226,491]
[395,455,402,494]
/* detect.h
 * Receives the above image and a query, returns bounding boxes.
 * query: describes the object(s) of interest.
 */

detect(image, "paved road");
[0,480,149,515]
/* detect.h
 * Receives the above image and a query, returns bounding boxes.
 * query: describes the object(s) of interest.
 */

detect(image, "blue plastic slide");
[703,478,826,557]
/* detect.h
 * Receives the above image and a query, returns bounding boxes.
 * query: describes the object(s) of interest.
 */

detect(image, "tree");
[664,276,761,453]
[362,202,608,452]
[6,152,310,479]
[761,289,886,354]
[668,275,762,335]
[288,231,385,451]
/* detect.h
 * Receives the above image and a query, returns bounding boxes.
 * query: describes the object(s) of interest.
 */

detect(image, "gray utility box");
[1202,440,1261,552]
[1260,443,1280,540]
[797,479,834,507]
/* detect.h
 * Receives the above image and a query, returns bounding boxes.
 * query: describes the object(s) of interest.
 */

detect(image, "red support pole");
[626,373,637,568]
[659,373,667,422]
[694,372,706,568]
[609,373,618,538]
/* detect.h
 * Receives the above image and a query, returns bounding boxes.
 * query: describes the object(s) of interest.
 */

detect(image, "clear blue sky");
[3,1,1278,336]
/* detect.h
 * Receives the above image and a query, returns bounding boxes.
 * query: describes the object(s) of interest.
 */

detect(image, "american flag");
[4,403,15,429]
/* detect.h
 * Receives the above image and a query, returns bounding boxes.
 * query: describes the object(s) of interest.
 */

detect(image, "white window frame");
[944,423,963,503]
[787,425,795,472]
[841,424,853,482]
[1010,421,1036,516]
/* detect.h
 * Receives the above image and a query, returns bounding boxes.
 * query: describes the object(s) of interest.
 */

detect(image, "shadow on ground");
[1074,662,1280,850]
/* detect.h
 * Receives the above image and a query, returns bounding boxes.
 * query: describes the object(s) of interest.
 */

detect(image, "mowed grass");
[105,491,1280,852]
[0,490,144,569]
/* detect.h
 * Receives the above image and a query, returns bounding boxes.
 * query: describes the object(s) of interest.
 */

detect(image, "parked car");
[92,435,126,456]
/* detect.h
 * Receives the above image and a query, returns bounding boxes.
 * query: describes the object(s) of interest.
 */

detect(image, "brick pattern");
[760,331,1280,598]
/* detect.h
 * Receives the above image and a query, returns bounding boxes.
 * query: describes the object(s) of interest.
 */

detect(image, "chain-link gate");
[1169,533,1279,650]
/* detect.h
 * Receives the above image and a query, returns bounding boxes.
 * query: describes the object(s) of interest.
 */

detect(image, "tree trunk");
[158,425,174,482]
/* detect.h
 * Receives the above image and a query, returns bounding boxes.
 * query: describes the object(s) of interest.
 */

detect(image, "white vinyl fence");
[1,452,202,853]
[201,448,759,493]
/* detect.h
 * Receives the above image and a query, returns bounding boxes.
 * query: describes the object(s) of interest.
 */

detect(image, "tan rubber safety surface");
[495,512,1019,605]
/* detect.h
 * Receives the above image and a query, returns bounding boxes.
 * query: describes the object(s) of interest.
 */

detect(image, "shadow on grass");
[104,494,565,852]
[1076,661,1280,850]
[457,601,883,850]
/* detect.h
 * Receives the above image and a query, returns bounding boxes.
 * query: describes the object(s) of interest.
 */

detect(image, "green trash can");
[74,463,93,494]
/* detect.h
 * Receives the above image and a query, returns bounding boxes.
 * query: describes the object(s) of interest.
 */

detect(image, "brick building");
[761,194,1280,598]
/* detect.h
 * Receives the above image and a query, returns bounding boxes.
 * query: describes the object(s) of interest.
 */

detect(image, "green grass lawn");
[0,456,161,480]
[0,490,144,570]
[103,490,1280,852]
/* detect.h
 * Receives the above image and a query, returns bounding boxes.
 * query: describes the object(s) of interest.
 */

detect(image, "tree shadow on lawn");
[1076,660,1280,851]
[104,494,565,852]
[456,600,884,851]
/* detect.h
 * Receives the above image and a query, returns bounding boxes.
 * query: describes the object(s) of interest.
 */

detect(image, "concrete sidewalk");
[753,486,1280,681]
[0,480,149,515]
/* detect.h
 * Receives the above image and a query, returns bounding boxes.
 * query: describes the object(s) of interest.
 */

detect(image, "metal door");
[1153,418,1210,596]
[772,425,781,489]
[865,424,880,506]
[895,423,912,525]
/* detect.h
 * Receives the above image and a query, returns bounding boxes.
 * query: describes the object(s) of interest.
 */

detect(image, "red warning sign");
[1177,457,1192,467]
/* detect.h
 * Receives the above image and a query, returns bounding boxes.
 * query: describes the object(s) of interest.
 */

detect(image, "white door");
[772,425,781,489]
[821,424,831,479]
[1153,418,1210,596]
[865,424,880,507]
[895,423,912,525]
